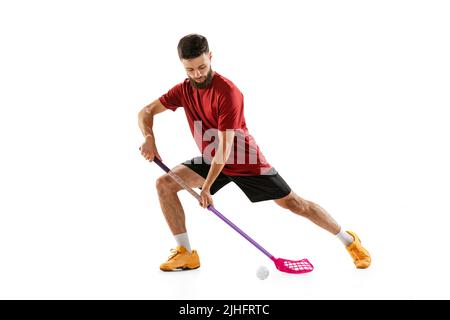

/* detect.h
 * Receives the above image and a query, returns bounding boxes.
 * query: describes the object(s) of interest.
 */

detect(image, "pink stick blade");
[274,258,314,274]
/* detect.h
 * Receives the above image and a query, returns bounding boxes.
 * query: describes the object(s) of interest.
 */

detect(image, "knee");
[155,175,178,194]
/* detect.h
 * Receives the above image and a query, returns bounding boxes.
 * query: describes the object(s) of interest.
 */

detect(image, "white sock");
[174,232,192,252]
[336,229,354,246]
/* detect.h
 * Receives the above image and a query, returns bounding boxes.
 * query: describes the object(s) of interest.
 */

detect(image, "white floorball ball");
[256,266,269,280]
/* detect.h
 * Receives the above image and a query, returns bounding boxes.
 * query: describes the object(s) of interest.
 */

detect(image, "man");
[138,34,371,271]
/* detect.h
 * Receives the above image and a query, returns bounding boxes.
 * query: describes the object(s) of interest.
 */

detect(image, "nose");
[194,70,202,78]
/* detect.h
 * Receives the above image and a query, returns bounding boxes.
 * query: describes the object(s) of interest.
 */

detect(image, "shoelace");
[167,248,181,260]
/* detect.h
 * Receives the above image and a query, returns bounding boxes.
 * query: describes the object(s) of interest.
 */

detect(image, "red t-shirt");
[159,72,272,176]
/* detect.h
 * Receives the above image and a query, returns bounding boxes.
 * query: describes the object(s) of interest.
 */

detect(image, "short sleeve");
[218,90,243,131]
[159,83,184,111]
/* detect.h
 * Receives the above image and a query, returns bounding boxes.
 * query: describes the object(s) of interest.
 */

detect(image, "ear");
[208,52,213,60]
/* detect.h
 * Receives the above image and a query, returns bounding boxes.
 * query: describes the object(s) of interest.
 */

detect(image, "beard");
[188,68,214,89]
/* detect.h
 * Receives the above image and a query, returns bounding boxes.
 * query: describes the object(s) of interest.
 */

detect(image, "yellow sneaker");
[346,231,371,269]
[160,246,200,271]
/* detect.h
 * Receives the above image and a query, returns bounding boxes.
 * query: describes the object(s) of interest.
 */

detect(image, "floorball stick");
[153,158,313,274]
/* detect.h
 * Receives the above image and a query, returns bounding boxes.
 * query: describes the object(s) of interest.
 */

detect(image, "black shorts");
[182,157,292,203]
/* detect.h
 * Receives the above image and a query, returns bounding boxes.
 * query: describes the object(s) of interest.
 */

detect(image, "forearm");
[203,159,226,191]
[138,99,168,138]
[138,109,155,138]
[203,138,233,190]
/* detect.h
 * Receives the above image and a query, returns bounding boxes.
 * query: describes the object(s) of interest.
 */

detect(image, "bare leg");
[274,191,340,234]
[155,165,205,235]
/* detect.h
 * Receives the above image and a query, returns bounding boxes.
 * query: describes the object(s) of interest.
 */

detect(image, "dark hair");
[177,34,209,60]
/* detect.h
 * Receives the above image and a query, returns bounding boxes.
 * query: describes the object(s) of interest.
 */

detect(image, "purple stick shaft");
[206,205,273,259]
[153,158,274,259]
[153,158,171,173]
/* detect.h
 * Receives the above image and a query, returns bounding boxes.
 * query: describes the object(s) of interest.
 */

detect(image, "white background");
[1,0,449,300]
